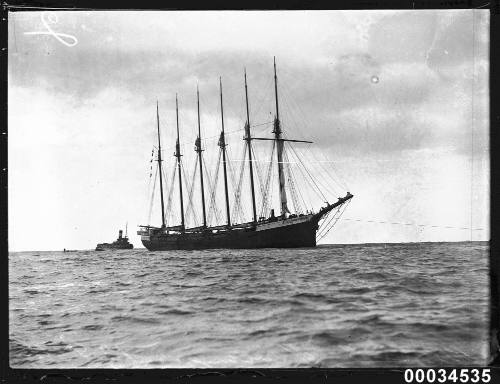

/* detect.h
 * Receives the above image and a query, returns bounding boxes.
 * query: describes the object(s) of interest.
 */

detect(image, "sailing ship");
[138,58,353,250]
[96,226,134,251]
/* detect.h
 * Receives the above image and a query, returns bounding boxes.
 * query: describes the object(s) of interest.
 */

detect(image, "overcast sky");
[8,10,489,251]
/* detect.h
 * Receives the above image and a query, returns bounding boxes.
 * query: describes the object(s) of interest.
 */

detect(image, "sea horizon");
[8,239,490,254]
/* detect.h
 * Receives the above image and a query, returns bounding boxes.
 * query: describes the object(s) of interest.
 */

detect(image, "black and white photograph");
[7,9,490,368]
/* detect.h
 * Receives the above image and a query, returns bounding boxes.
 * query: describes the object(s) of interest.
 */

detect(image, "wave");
[237,297,269,304]
[337,287,371,295]
[354,271,389,280]
[8,242,488,367]
[292,292,329,301]
[111,315,161,325]
[155,309,194,316]
[81,324,105,331]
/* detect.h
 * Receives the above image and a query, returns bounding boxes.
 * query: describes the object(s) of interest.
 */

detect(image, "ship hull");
[141,215,319,250]
[95,243,133,251]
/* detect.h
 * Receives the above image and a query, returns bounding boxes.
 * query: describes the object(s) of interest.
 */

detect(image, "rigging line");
[321,202,350,240]
[315,147,350,191]
[264,145,277,218]
[317,212,335,239]
[188,162,200,227]
[227,145,246,224]
[277,100,342,196]
[164,164,178,227]
[249,74,273,122]
[203,127,246,140]
[225,146,239,221]
[236,145,248,222]
[280,85,349,193]
[203,133,218,179]
[288,143,326,203]
[259,140,276,218]
[277,92,339,197]
[287,149,305,214]
[229,159,301,164]
[205,163,223,226]
[145,147,156,217]
[317,199,350,238]
[161,166,170,226]
[317,200,351,239]
[161,165,169,226]
[266,157,276,218]
[292,143,344,197]
[183,160,199,227]
[290,161,311,212]
[251,121,274,128]
[317,205,337,234]
[205,154,218,226]
[254,148,267,217]
[225,148,237,203]
[293,157,312,212]
[311,145,350,192]
[181,161,193,225]
[170,127,246,152]
[341,218,487,232]
[284,144,314,212]
[147,163,159,226]
[290,144,330,202]
[236,144,248,221]
[282,146,302,214]
[259,147,271,218]
[251,145,266,217]
[207,150,223,226]
[230,144,248,223]
[279,79,311,140]
[283,92,332,207]
[317,201,351,242]
[297,142,348,194]
[287,143,310,209]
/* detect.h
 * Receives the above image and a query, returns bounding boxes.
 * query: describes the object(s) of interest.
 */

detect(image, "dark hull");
[95,243,133,251]
[141,216,319,250]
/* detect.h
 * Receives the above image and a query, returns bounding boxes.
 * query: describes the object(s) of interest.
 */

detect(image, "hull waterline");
[141,216,318,250]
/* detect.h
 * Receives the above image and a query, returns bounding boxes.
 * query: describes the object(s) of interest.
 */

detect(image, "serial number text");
[404,369,491,383]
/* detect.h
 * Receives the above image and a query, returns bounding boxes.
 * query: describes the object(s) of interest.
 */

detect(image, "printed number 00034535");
[404,369,491,383]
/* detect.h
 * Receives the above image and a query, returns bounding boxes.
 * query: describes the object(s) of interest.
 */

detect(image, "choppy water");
[9,242,489,368]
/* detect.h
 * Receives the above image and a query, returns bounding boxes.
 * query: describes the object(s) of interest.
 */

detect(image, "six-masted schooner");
[138,58,353,250]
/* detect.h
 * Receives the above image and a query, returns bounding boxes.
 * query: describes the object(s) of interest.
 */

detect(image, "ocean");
[9,241,489,368]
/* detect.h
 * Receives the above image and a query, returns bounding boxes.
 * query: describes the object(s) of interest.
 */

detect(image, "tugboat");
[96,226,134,251]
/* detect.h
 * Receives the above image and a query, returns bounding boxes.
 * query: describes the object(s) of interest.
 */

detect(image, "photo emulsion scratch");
[7,10,490,368]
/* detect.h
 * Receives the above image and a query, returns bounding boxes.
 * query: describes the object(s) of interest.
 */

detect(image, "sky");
[8,10,489,251]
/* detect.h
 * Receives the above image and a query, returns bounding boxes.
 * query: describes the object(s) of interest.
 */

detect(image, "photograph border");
[1,0,497,382]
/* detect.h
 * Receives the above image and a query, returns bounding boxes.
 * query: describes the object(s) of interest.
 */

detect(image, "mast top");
[273,57,280,126]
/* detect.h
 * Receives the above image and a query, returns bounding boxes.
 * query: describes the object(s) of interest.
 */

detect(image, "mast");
[273,57,289,217]
[156,101,166,228]
[125,222,128,238]
[244,69,257,223]
[195,85,207,227]
[219,77,231,227]
[175,94,185,230]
